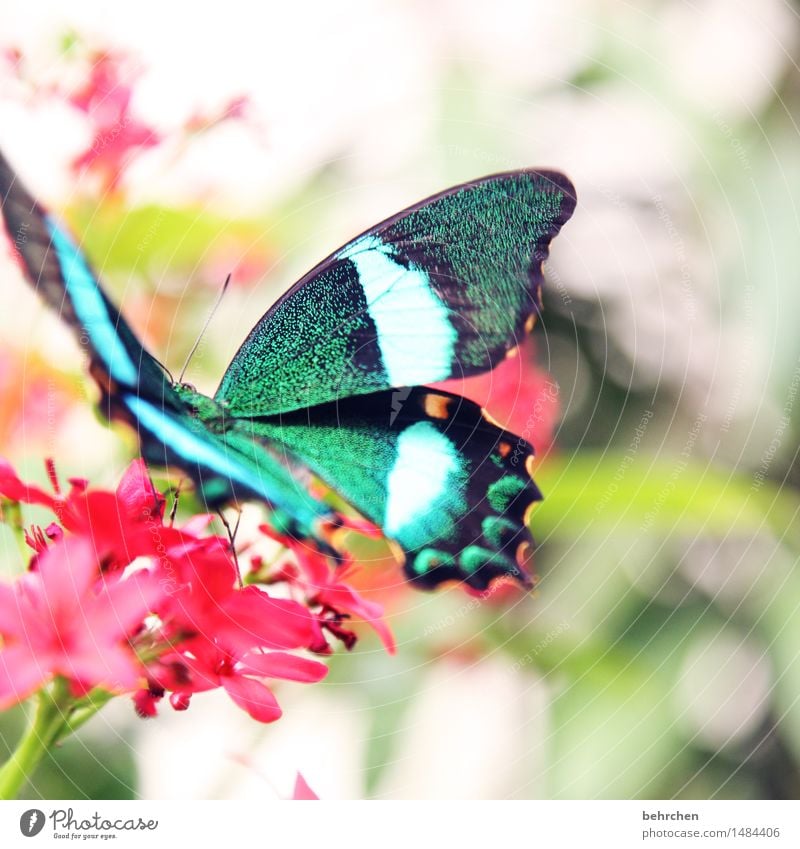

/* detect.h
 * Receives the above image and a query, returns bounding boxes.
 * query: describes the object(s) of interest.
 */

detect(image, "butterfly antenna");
[155,359,175,384]
[178,273,232,383]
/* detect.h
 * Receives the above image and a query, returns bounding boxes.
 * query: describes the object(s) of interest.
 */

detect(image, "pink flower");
[161,538,320,655]
[146,539,327,722]
[259,524,396,654]
[67,51,160,191]
[293,773,319,800]
[63,52,252,193]
[0,537,163,707]
[0,457,198,571]
[0,458,59,510]
[151,640,327,723]
[0,457,412,730]
[0,457,338,725]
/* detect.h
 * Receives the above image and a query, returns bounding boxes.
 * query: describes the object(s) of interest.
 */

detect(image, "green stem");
[0,679,72,800]
[0,500,30,561]
[55,689,114,743]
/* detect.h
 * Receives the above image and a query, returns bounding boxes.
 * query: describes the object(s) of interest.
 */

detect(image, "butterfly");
[0,151,575,590]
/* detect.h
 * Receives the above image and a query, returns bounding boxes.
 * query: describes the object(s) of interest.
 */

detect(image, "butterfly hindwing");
[215,170,576,416]
[239,387,542,589]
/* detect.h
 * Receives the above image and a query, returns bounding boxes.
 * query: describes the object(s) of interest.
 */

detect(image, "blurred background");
[1,0,799,800]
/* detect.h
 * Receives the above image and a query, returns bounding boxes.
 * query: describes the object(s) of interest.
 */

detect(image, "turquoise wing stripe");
[384,420,467,549]
[337,235,457,386]
[125,395,327,527]
[46,218,139,387]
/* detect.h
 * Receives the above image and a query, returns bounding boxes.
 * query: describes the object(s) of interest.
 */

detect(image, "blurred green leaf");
[18,729,137,800]
[534,454,800,548]
[71,203,264,278]
[549,649,686,798]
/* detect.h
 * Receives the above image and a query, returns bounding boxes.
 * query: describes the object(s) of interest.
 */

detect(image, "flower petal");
[116,459,164,521]
[0,645,49,708]
[321,585,396,654]
[36,537,99,615]
[179,514,216,536]
[220,589,314,652]
[0,458,58,509]
[292,772,319,800]
[88,572,164,639]
[239,651,328,683]
[222,674,282,723]
[62,642,143,692]
[0,582,26,639]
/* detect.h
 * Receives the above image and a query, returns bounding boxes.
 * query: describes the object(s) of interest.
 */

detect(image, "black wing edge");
[0,149,177,407]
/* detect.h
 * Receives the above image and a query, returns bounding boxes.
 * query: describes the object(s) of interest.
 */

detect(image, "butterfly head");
[172,383,227,424]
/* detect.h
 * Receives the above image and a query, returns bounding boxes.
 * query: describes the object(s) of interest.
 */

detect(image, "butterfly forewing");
[214,170,576,416]
[0,153,177,404]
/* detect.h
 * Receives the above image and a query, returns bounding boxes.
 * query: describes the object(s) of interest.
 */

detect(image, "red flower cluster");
[63,50,253,193]
[67,52,161,192]
[0,458,394,723]
[1,44,256,194]
[258,519,396,655]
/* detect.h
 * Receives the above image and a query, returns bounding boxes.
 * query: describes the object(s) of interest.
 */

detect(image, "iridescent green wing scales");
[215,170,576,416]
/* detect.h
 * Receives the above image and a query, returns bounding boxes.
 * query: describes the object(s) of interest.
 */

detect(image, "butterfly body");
[0,153,575,589]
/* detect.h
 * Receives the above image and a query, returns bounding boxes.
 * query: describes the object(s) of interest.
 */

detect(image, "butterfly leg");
[216,506,243,585]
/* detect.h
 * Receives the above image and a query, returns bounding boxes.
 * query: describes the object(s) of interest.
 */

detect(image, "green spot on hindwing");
[459,545,517,576]
[481,516,519,548]
[487,475,527,512]
[413,549,456,575]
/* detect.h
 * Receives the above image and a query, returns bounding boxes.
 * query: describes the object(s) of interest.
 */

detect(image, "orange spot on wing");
[423,393,452,420]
